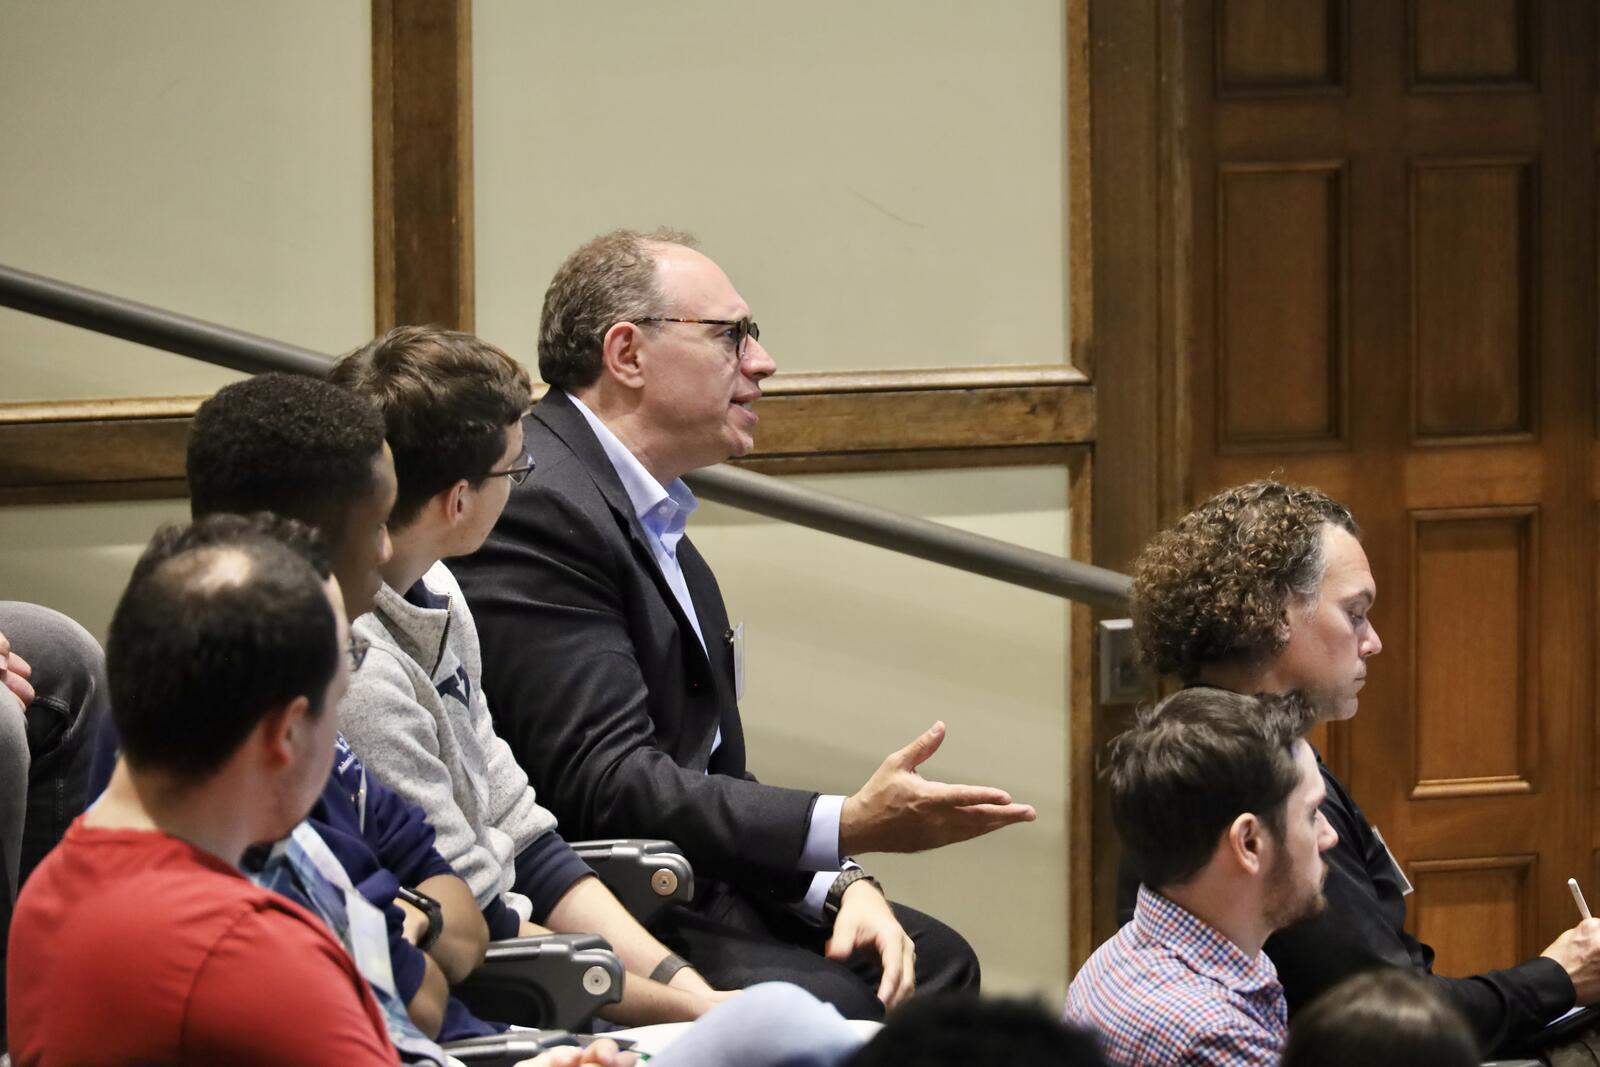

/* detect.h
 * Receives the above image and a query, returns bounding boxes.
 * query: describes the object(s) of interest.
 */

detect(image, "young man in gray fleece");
[329,326,736,1027]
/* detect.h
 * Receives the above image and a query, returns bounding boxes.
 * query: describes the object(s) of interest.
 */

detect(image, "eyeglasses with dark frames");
[348,635,371,672]
[635,317,761,361]
[483,448,537,486]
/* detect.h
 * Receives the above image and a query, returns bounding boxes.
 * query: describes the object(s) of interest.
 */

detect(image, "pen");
[1570,877,1592,921]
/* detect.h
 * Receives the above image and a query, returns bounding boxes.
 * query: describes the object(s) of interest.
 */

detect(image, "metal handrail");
[684,465,1130,611]
[0,263,1131,610]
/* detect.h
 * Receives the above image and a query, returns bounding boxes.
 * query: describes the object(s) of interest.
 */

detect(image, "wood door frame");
[1085,0,1194,949]
[372,0,474,332]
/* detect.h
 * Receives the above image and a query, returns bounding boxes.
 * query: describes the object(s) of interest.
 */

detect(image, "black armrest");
[570,839,694,926]
[453,933,624,1032]
[443,1030,580,1066]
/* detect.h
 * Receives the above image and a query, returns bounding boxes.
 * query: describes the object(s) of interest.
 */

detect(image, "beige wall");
[0,500,192,642]
[0,0,372,401]
[0,0,371,624]
[474,0,1069,374]
[692,467,1072,1000]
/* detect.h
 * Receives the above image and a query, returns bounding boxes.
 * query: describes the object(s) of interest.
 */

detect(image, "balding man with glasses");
[452,229,1034,1018]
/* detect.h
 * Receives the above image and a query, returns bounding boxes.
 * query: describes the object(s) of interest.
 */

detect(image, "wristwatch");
[823,869,882,923]
[396,885,444,952]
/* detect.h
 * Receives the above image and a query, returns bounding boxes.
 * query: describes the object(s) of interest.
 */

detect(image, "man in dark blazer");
[453,229,1036,1018]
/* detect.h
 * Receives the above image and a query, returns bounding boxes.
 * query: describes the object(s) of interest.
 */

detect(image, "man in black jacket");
[453,229,1036,1018]
[1121,479,1600,1054]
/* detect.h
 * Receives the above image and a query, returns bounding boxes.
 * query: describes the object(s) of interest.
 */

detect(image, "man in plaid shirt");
[1066,687,1336,1066]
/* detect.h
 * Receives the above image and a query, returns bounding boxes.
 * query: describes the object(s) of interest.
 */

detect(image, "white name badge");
[1371,826,1414,896]
[731,621,745,702]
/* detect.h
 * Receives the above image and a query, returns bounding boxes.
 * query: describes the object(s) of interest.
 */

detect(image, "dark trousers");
[656,881,980,1020]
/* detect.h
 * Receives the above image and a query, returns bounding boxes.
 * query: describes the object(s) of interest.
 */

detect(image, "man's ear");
[444,480,471,522]
[256,695,314,769]
[1227,812,1267,876]
[599,321,647,390]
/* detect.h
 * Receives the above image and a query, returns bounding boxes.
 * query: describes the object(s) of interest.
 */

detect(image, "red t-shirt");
[6,817,399,1066]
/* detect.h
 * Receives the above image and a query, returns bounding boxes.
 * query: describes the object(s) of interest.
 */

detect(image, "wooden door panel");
[1410,797,1549,848]
[1187,0,1595,978]
[1410,508,1537,797]
[1217,162,1347,447]
[1217,0,1346,95]
[1407,855,1540,975]
[1408,0,1537,89]
[1411,159,1538,440]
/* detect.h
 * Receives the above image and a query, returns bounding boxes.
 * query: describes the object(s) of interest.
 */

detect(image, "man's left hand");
[824,878,915,1009]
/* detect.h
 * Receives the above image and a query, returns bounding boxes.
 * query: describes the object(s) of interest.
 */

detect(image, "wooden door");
[1187,0,1596,975]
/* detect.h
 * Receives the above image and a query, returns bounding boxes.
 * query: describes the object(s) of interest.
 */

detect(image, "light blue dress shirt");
[570,396,849,918]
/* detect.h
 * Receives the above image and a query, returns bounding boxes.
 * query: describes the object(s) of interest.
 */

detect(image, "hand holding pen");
[1546,878,1600,1005]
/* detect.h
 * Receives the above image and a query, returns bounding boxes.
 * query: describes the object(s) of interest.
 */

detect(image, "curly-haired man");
[1121,480,1600,1057]
[1130,481,1370,721]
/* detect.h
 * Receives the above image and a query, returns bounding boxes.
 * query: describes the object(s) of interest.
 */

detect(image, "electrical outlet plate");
[1097,618,1148,705]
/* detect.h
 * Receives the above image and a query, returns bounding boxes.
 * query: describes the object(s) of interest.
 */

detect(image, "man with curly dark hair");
[1120,480,1600,1056]
[1130,481,1373,723]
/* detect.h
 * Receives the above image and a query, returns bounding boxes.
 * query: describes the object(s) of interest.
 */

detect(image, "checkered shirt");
[1065,886,1287,1066]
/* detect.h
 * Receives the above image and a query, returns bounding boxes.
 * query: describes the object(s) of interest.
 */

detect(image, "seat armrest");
[443,1030,581,1066]
[570,839,694,926]
[454,932,624,1032]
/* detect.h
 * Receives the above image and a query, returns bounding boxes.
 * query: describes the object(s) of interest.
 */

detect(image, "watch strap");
[650,952,693,985]
[396,886,444,952]
[823,869,881,922]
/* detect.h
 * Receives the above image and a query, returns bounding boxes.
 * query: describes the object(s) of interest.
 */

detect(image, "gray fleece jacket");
[341,561,557,908]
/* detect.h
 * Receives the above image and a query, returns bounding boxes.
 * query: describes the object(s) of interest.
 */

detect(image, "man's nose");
[378,524,394,566]
[1363,623,1382,658]
[1319,819,1339,853]
[743,338,776,381]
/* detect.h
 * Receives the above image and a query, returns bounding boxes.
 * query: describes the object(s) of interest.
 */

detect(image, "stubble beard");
[1264,853,1329,932]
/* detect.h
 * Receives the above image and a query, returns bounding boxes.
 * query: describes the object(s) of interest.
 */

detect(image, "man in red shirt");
[6,515,398,1066]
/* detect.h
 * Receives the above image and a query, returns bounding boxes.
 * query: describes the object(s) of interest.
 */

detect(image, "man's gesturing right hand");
[838,721,1036,856]
[1545,918,1600,1004]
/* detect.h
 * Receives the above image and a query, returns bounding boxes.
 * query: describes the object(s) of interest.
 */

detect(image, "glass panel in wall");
[474,0,1068,375]
[0,1,372,402]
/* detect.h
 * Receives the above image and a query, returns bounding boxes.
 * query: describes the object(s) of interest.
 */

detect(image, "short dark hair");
[1130,480,1358,681]
[1283,970,1479,1067]
[187,372,388,543]
[109,513,339,783]
[126,510,332,586]
[537,228,698,391]
[329,325,532,529]
[1107,686,1318,890]
[847,995,1108,1067]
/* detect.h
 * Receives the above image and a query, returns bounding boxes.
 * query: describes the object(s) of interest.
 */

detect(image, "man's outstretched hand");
[839,721,1035,856]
